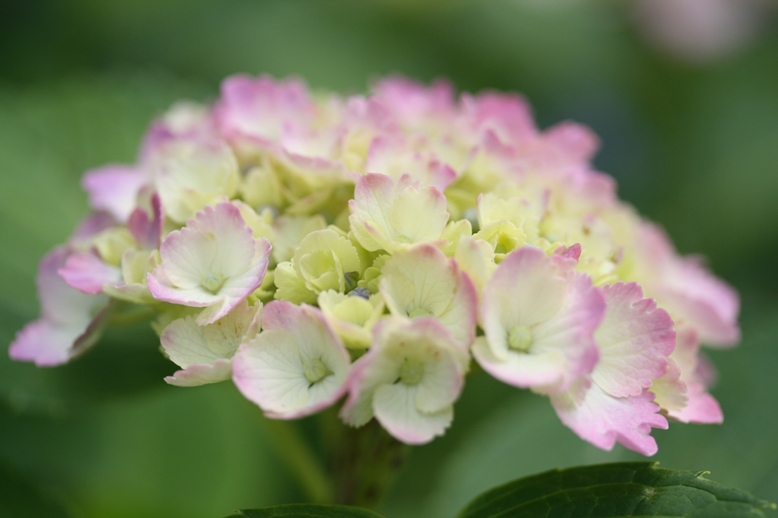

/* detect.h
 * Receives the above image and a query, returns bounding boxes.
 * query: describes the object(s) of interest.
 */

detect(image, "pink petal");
[365,136,457,191]
[551,383,668,456]
[664,329,723,424]
[371,76,455,128]
[10,247,111,366]
[462,91,537,145]
[637,223,740,347]
[128,192,163,249]
[668,384,723,424]
[215,74,316,145]
[72,213,116,240]
[82,165,147,222]
[58,252,121,295]
[541,121,600,164]
[593,282,675,398]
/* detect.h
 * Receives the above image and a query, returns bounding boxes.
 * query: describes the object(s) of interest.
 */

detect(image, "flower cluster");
[9,75,740,455]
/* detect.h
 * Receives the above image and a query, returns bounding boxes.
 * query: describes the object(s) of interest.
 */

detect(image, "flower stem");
[263,418,334,504]
[328,417,409,509]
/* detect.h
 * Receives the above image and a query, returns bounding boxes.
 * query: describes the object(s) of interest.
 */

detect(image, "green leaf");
[457,462,776,518]
[226,504,386,518]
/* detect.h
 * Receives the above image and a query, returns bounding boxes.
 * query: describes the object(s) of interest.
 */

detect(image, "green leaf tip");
[224,503,387,518]
[456,462,776,518]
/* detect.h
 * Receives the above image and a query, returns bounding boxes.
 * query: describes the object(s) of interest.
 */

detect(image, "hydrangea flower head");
[9,74,740,455]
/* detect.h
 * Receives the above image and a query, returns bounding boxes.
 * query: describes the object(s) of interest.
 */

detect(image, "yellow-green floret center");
[201,272,225,294]
[508,325,533,353]
[399,358,424,385]
[303,358,332,384]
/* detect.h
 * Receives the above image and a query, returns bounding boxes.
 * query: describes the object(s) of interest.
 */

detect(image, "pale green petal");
[274,261,318,304]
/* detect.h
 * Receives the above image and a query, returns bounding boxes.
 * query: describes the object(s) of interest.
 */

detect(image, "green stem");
[328,416,409,509]
[264,418,334,503]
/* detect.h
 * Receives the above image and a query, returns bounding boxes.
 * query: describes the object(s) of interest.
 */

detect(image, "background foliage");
[1,1,777,517]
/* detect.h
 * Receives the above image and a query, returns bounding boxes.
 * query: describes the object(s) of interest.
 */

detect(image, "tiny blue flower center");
[508,325,533,353]
[349,287,371,299]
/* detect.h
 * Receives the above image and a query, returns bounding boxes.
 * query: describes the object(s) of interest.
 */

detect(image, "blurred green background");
[1,1,777,517]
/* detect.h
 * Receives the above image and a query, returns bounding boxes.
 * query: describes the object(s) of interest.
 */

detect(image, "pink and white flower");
[147,202,271,325]
[233,301,351,419]
[473,246,604,394]
[341,317,469,444]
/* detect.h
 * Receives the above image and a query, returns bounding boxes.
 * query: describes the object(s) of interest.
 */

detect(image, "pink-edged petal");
[9,249,112,366]
[551,383,668,456]
[668,382,723,424]
[472,337,567,388]
[140,101,215,160]
[82,165,147,222]
[9,317,102,367]
[36,248,105,327]
[636,223,740,347]
[657,262,740,347]
[593,282,675,398]
[650,357,688,413]
[160,301,259,380]
[165,360,233,387]
[233,301,351,419]
[530,272,603,391]
[373,384,453,445]
[58,252,121,295]
[663,328,723,424]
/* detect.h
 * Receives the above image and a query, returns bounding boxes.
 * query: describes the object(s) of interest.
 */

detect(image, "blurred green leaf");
[226,504,385,517]
[457,462,775,518]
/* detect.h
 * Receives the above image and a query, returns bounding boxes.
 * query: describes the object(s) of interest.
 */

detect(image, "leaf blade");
[457,462,776,518]
[226,504,386,518]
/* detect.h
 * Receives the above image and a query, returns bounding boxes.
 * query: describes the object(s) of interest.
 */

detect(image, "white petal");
[373,384,453,445]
